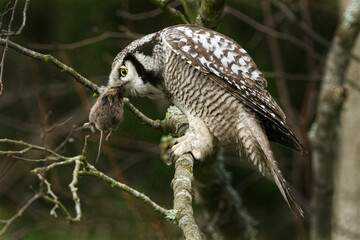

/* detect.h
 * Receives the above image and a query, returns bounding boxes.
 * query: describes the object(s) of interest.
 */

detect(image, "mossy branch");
[196,0,226,29]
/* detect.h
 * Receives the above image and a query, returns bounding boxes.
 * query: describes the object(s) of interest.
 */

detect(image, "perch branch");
[310,1,360,240]
[172,153,203,239]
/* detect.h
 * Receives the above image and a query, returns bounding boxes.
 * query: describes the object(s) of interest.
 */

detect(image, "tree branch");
[0,136,178,235]
[0,38,99,93]
[149,0,189,24]
[196,0,226,29]
[0,38,165,134]
[225,6,324,61]
[0,193,40,236]
[180,0,200,24]
[172,153,203,239]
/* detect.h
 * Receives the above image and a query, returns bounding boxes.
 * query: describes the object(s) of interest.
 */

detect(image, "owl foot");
[169,127,213,164]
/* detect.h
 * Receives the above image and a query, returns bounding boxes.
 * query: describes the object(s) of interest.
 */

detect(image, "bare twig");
[1,136,178,226]
[45,117,73,134]
[116,1,181,20]
[0,138,66,159]
[260,1,300,136]
[82,164,177,222]
[15,0,30,35]
[123,98,162,130]
[0,193,40,236]
[0,38,99,93]
[0,38,165,132]
[38,176,60,218]
[54,125,78,152]
[225,6,324,61]
[28,31,136,50]
[262,72,322,81]
[269,0,331,48]
[68,155,82,222]
[149,0,189,24]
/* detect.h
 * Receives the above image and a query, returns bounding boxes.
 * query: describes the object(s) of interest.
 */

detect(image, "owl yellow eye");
[119,66,128,77]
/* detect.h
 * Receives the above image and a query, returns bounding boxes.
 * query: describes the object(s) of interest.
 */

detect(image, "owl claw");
[169,148,199,165]
[169,150,176,164]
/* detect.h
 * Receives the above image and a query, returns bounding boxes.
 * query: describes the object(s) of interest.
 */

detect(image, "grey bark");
[310,1,360,240]
[332,2,360,239]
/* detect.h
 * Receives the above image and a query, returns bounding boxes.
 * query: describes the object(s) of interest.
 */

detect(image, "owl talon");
[169,150,176,164]
[169,150,199,165]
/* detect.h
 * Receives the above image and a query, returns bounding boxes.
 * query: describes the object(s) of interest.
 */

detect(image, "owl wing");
[161,25,303,152]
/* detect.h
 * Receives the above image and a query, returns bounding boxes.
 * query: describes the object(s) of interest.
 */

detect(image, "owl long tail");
[236,109,304,217]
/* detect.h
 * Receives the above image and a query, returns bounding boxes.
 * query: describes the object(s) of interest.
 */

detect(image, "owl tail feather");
[237,110,304,217]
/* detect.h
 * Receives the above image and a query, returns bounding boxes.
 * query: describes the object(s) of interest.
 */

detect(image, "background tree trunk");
[332,2,360,239]
[310,1,359,239]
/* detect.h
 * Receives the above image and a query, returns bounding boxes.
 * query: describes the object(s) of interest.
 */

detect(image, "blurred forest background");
[0,0,359,239]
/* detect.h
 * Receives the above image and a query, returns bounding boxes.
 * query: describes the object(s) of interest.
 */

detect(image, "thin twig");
[0,193,40,236]
[0,38,99,93]
[28,31,136,50]
[116,1,181,20]
[270,0,330,48]
[68,156,82,222]
[149,0,189,24]
[261,1,300,136]
[225,6,324,61]
[82,164,177,222]
[0,38,164,132]
[44,117,73,134]
[54,125,78,152]
[0,138,66,159]
[36,174,60,218]
[263,71,322,81]
[0,0,19,95]
[15,0,30,35]
[123,98,162,130]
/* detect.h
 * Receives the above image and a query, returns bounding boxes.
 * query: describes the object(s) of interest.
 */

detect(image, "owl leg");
[170,115,213,162]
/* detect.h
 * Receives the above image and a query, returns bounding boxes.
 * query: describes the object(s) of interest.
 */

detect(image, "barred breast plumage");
[164,48,239,145]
